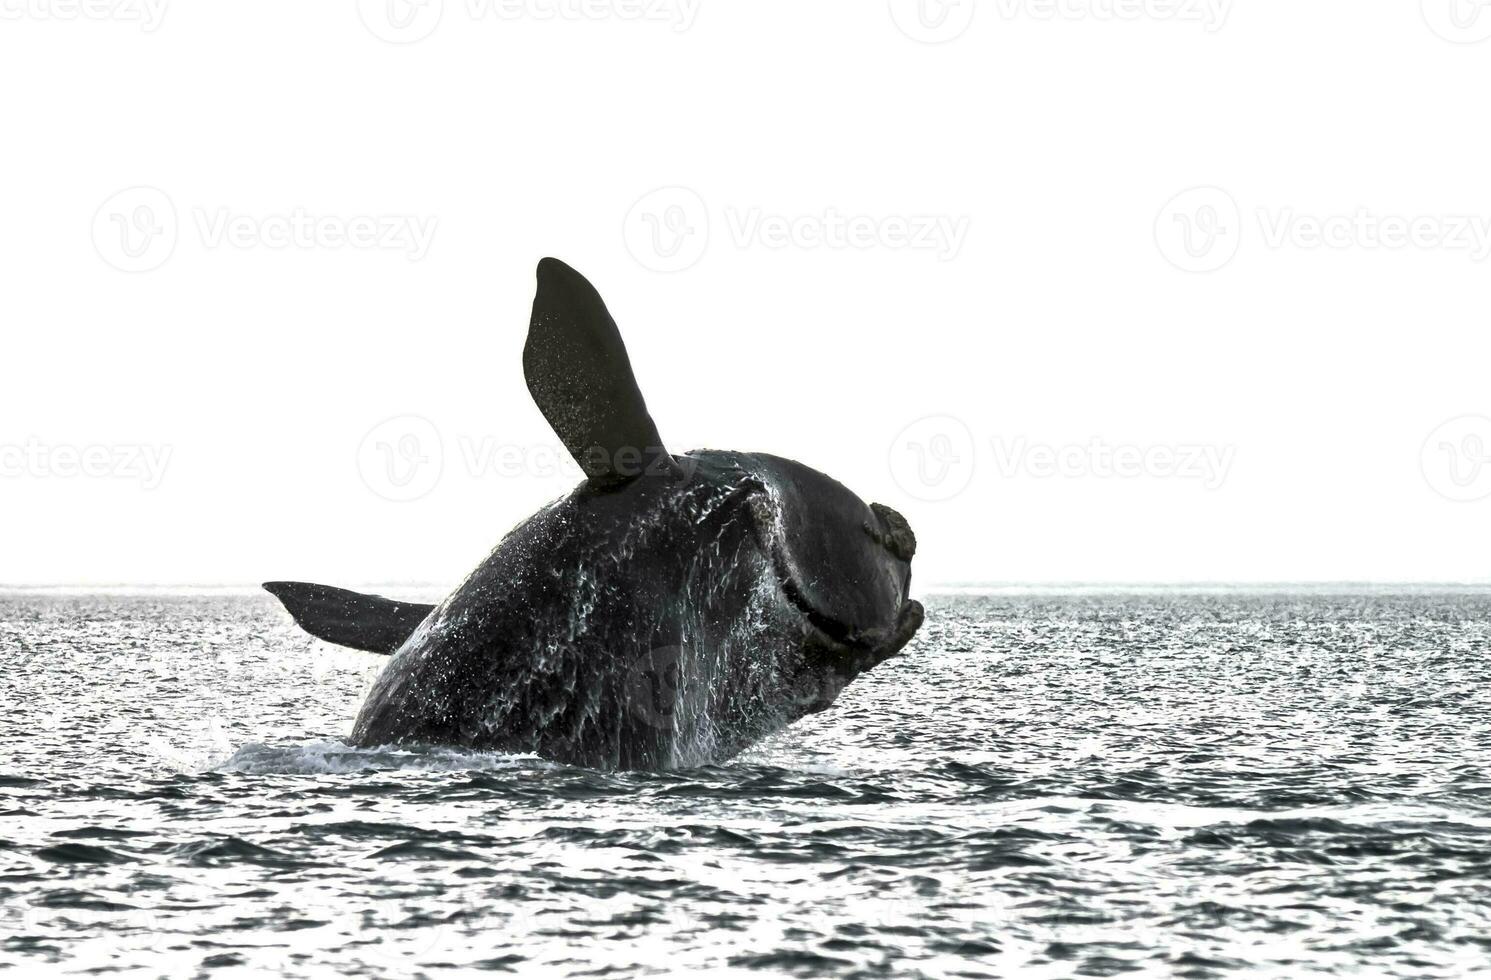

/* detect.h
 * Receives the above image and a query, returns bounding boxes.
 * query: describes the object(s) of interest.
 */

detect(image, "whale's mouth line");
[768,546,923,665]
[736,476,921,666]
[787,599,925,715]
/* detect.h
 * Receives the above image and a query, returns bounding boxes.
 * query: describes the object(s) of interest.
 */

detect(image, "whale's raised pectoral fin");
[524,258,674,488]
[263,582,434,655]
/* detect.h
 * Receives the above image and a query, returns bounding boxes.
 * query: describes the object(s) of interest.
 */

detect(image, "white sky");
[2,1,1489,588]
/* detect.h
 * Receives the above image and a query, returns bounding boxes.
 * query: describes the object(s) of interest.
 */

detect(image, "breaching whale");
[266,259,923,770]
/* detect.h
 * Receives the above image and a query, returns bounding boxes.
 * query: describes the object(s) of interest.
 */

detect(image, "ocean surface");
[2,587,1490,978]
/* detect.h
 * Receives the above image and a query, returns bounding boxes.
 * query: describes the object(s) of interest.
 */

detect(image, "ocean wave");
[213,740,549,776]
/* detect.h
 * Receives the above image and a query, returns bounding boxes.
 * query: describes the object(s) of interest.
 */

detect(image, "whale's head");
[732,453,925,713]
[518,257,924,706]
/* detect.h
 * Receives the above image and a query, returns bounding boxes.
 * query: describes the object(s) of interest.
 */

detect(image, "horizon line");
[3,579,1490,592]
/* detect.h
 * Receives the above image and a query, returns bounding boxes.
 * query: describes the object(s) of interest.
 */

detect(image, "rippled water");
[3,588,1490,978]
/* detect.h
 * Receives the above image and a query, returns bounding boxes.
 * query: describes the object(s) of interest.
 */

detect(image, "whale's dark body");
[267,260,922,770]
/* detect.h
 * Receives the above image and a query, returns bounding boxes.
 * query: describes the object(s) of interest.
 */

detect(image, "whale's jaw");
[790,598,925,716]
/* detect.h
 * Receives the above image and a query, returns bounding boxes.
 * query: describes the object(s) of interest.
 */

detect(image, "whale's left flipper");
[263,582,434,655]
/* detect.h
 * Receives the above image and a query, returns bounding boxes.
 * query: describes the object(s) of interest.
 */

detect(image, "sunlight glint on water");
[2,589,1490,977]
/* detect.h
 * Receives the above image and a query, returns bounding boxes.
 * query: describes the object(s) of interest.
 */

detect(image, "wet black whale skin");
[348,450,921,770]
[266,258,923,770]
